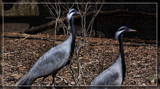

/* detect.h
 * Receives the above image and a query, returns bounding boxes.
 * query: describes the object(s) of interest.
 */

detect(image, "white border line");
[1,2,4,88]
[2,2,158,4]
[156,2,158,87]
[2,2,158,87]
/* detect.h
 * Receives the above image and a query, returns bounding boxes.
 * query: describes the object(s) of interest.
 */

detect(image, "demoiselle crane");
[15,8,79,89]
[90,26,136,89]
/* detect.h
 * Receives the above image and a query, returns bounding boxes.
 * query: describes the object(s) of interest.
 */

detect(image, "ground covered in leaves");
[2,32,157,86]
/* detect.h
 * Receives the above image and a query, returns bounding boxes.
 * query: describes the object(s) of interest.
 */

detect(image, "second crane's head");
[67,8,79,23]
[115,26,136,40]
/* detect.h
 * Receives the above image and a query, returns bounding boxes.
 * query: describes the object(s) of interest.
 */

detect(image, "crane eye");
[124,28,128,31]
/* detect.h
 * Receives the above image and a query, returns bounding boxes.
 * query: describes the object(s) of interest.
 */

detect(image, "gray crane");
[15,8,78,89]
[90,26,136,89]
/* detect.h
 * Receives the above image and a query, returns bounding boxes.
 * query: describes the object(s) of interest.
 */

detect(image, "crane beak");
[76,12,81,15]
[129,29,136,32]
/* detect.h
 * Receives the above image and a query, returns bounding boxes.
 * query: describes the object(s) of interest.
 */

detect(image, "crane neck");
[118,36,124,59]
[69,16,76,39]
[68,16,76,57]
[118,35,126,82]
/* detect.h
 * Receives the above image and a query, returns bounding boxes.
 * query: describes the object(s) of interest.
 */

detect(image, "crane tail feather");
[15,73,34,89]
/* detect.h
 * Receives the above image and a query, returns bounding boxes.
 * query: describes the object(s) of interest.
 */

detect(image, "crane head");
[66,8,79,23]
[115,26,136,40]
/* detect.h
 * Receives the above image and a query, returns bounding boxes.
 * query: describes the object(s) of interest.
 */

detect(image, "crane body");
[90,26,136,89]
[15,9,78,89]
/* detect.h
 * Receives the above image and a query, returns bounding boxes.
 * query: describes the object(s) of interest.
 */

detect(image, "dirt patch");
[2,32,157,86]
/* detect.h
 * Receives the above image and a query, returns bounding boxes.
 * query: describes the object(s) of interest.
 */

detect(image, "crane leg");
[50,73,57,85]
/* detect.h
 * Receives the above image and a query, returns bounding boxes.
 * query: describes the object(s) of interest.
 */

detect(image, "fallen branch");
[24,17,66,34]
[24,9,156,34]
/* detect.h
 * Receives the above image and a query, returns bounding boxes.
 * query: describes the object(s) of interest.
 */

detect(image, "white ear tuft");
[115,30,124,40]
[66,12,75,23]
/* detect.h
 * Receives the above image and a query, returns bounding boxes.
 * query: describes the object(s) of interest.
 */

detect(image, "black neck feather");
[70,16,76,57]
[118,35,126,82]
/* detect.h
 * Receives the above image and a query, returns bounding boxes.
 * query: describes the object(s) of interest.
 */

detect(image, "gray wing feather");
[90,69,119,89]
[28,42,70,78]
[91,68,119,85]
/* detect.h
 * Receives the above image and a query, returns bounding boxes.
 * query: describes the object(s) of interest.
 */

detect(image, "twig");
[55,76,69,85]
[66,63,79,85]
[81,64,92,80]
[88,2,104,37]
[75,40,84,82]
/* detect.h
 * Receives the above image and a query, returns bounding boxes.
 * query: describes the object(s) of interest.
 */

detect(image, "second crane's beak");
[129,29,136,32]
